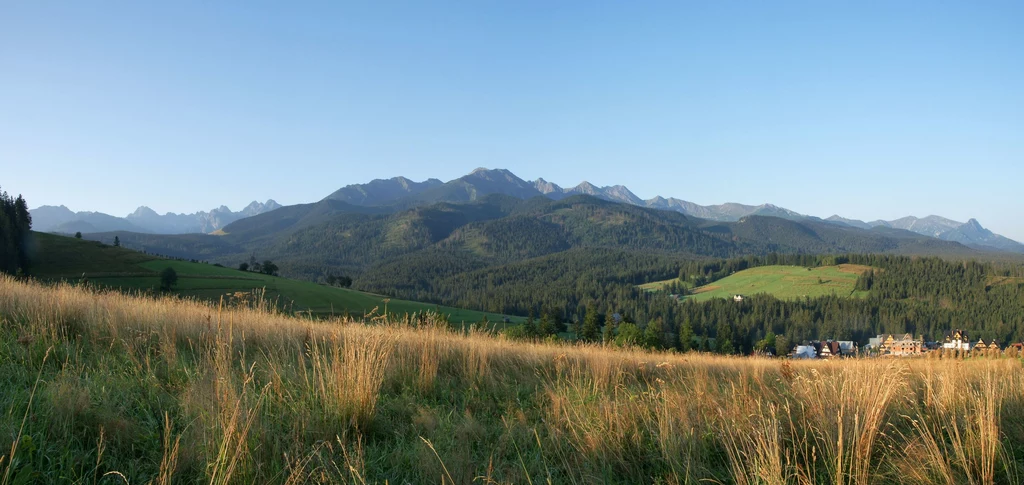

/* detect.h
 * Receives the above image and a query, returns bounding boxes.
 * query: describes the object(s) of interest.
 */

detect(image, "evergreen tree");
[601,324,615,345]
[643,319,664,349]
[537,313,556,336]
[522,310,537,337]
[678,320,694,351]
[717,321,735,354]
[571,314,582,339]
[581,308,601,342]
[0,189,33,275]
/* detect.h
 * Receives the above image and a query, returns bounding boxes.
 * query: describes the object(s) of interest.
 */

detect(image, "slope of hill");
[825,215,873,229]
[85,193,984,291]
[31,232,519,323]
[324,176,444,205]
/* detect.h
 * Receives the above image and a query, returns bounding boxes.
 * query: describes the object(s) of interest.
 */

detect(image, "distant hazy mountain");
[31,200,281,234]
[826,215,1024,253]
[881,215,964,238]
[31,205,148,233]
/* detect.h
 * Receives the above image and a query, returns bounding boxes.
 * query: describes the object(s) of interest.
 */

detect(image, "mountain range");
[321,168,1024,253]
[91,190,975,288]
[66,167,1022,317]
[30,200,281,235]
[31,167,1023,253]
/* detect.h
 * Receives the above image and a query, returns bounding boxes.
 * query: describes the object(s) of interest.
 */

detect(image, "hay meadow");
[1,275,1022,484]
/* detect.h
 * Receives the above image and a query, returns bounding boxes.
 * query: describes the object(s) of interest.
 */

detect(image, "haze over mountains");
[30,200,281,235]
[31,167,1023,254]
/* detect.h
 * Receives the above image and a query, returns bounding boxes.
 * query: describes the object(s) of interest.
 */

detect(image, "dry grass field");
[1,275,1023,484]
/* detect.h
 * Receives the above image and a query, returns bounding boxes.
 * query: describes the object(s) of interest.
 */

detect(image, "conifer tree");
[581,308,601,342]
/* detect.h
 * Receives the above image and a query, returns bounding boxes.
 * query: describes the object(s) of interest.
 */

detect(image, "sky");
[2,1,1022,240]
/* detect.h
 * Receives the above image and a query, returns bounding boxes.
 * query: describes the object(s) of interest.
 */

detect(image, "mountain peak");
[128,206,159,218]
[532,178,563,195]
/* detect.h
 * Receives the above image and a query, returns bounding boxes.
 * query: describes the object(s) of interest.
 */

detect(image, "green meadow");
[685,264,872,302]
[31,232,521,324]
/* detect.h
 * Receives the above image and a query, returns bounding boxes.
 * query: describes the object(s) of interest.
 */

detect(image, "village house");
[733,294,744,302]
[971,338,1000,353]
[789,340,857,359]
[819,341,838,358]
[871,333,923,356]
[791,345,817,359]
[942,329,972,351]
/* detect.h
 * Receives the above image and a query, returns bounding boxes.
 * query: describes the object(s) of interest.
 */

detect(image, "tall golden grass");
[0,275,1022,484]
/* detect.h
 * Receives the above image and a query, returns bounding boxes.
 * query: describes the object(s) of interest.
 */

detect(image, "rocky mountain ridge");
[30,200,281,234]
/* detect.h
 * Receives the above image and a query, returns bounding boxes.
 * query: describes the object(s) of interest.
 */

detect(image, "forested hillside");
[0,186,33,275]
[91,193,977,281]
[67,191,1024,354]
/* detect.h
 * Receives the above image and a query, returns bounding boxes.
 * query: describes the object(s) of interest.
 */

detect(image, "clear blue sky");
[2,1,1022,239]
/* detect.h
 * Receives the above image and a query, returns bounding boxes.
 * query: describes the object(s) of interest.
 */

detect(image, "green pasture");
[32,232,521,324]
[685,265,872,302]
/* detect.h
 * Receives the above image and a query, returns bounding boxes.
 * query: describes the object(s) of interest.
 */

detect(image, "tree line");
[362,249,1024,355]
[0,186,32,276]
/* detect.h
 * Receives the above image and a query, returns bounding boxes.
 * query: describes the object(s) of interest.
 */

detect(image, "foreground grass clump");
[1,276,1023,484]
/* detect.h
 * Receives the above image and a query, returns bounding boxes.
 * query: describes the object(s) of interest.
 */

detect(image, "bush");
[159,267,178,291]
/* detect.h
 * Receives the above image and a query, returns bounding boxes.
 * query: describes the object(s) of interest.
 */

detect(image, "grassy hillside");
[31,232,520,323]
[681,264,873,301]
[638,278,693,292]
[2,276,1022,483]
